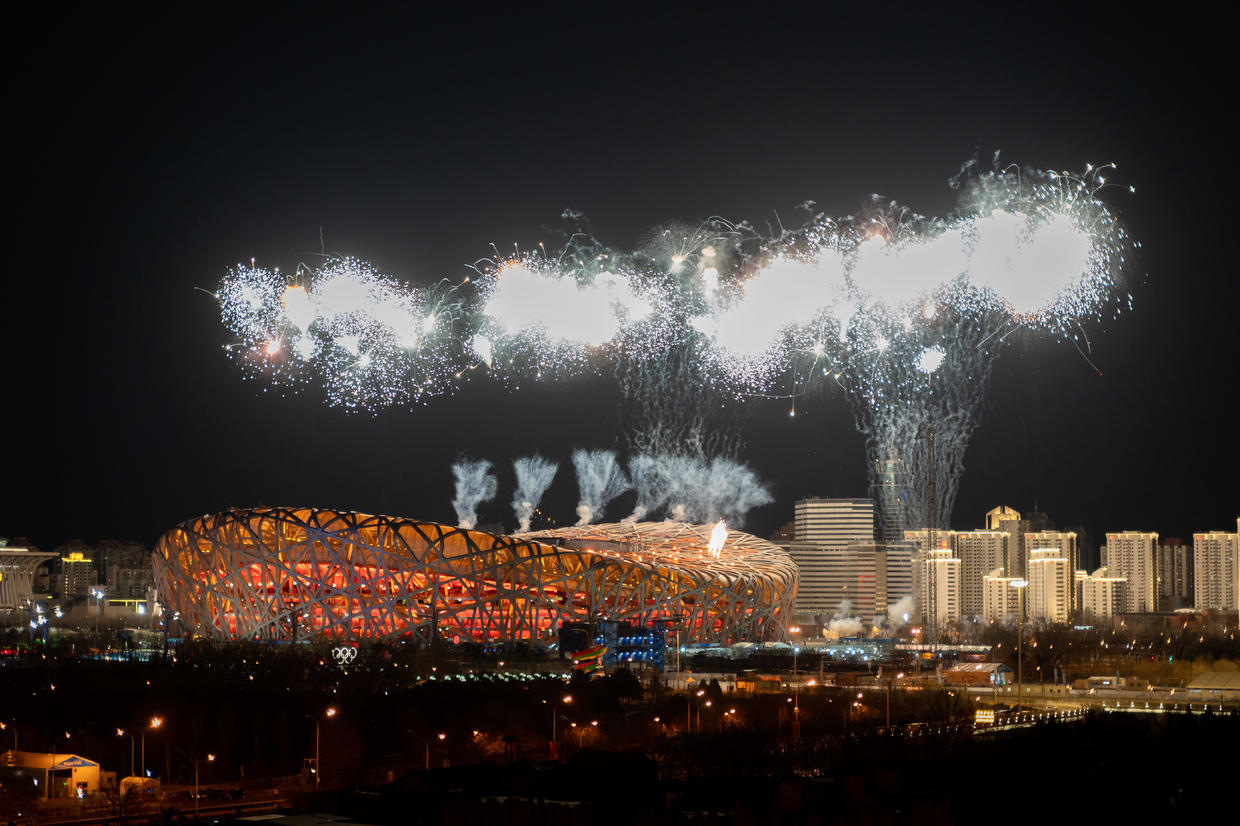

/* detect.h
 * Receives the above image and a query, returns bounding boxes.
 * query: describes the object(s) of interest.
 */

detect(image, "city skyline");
[6,8,1236,550]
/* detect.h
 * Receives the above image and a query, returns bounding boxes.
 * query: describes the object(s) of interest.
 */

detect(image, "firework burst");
[214,159,1134,531]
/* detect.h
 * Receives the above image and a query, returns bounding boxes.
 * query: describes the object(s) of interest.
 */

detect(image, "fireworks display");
[217,257,466,409]
[215,160,1133,529]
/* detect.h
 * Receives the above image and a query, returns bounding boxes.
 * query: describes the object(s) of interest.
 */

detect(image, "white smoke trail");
[512,455,558,532]
[883,595,915,631]
[628,454,772,527]
[825,600,865,639]
[571,449,631,526]
[451,459,497,529]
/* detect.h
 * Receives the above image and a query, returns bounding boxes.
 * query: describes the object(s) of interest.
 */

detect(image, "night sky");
[7,6,1236,553]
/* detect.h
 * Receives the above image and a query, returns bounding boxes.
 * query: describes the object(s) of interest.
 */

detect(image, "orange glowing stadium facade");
[152,507,797,645]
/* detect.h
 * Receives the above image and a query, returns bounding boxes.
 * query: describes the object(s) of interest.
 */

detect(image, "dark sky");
[7,6,1236,552]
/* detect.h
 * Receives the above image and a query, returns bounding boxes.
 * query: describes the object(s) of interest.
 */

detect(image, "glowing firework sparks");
[216,256,465,410]
[214,158,1133,532]
[917,345,946,374]
[707,520,727,559]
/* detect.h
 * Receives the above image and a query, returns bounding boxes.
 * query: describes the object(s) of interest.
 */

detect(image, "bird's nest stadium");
[152,507,798,645]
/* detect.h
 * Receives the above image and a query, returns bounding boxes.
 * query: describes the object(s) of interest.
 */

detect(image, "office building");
[1103,532,1157,613]
[784,541,914,626]
[794,498,874,545]
[985,506,1020,530]
[784,542,847,615]
[1193,532,1237,610]
[877,542,915,622]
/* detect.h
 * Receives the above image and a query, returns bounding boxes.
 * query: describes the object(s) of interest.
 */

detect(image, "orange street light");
[315,708,337,790]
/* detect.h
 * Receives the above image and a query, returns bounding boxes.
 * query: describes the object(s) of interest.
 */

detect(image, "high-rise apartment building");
[988,508,1051,579]
[1027,547,1071,623]
[904,529,959,555]
[1024,532,1078,599]
[956,530,1010,617]
[903,529,955,626]
[1103,532,1157,613]
[1081,567,1127,622]
[58,550,98,598]
[1155,538,1194,611]
[794,498,875,545]
[982,568,1021,623]
[1193,532,1238,610]
[919,548,961,632]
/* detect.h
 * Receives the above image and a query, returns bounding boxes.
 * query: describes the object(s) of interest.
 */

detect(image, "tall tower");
[874,446,908,544]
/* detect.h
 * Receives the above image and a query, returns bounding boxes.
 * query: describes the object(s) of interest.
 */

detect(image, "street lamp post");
[406,730,445,770]
[407,731,430,770]
[315,707,336,790]
[548,694,571,759]
[90,588,105,633]
[116,729,135,778]
[188,753,215,819]
[0,721,15,751]
[569,721,597,750]
[141,717,162,779]
[49,732,71,799]
[1010,580,1028,712]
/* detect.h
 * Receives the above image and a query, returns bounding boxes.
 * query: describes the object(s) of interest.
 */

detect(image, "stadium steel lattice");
[152,507,798,645]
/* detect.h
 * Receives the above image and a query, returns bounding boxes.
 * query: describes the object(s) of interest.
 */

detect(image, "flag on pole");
[572,643,607,673]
